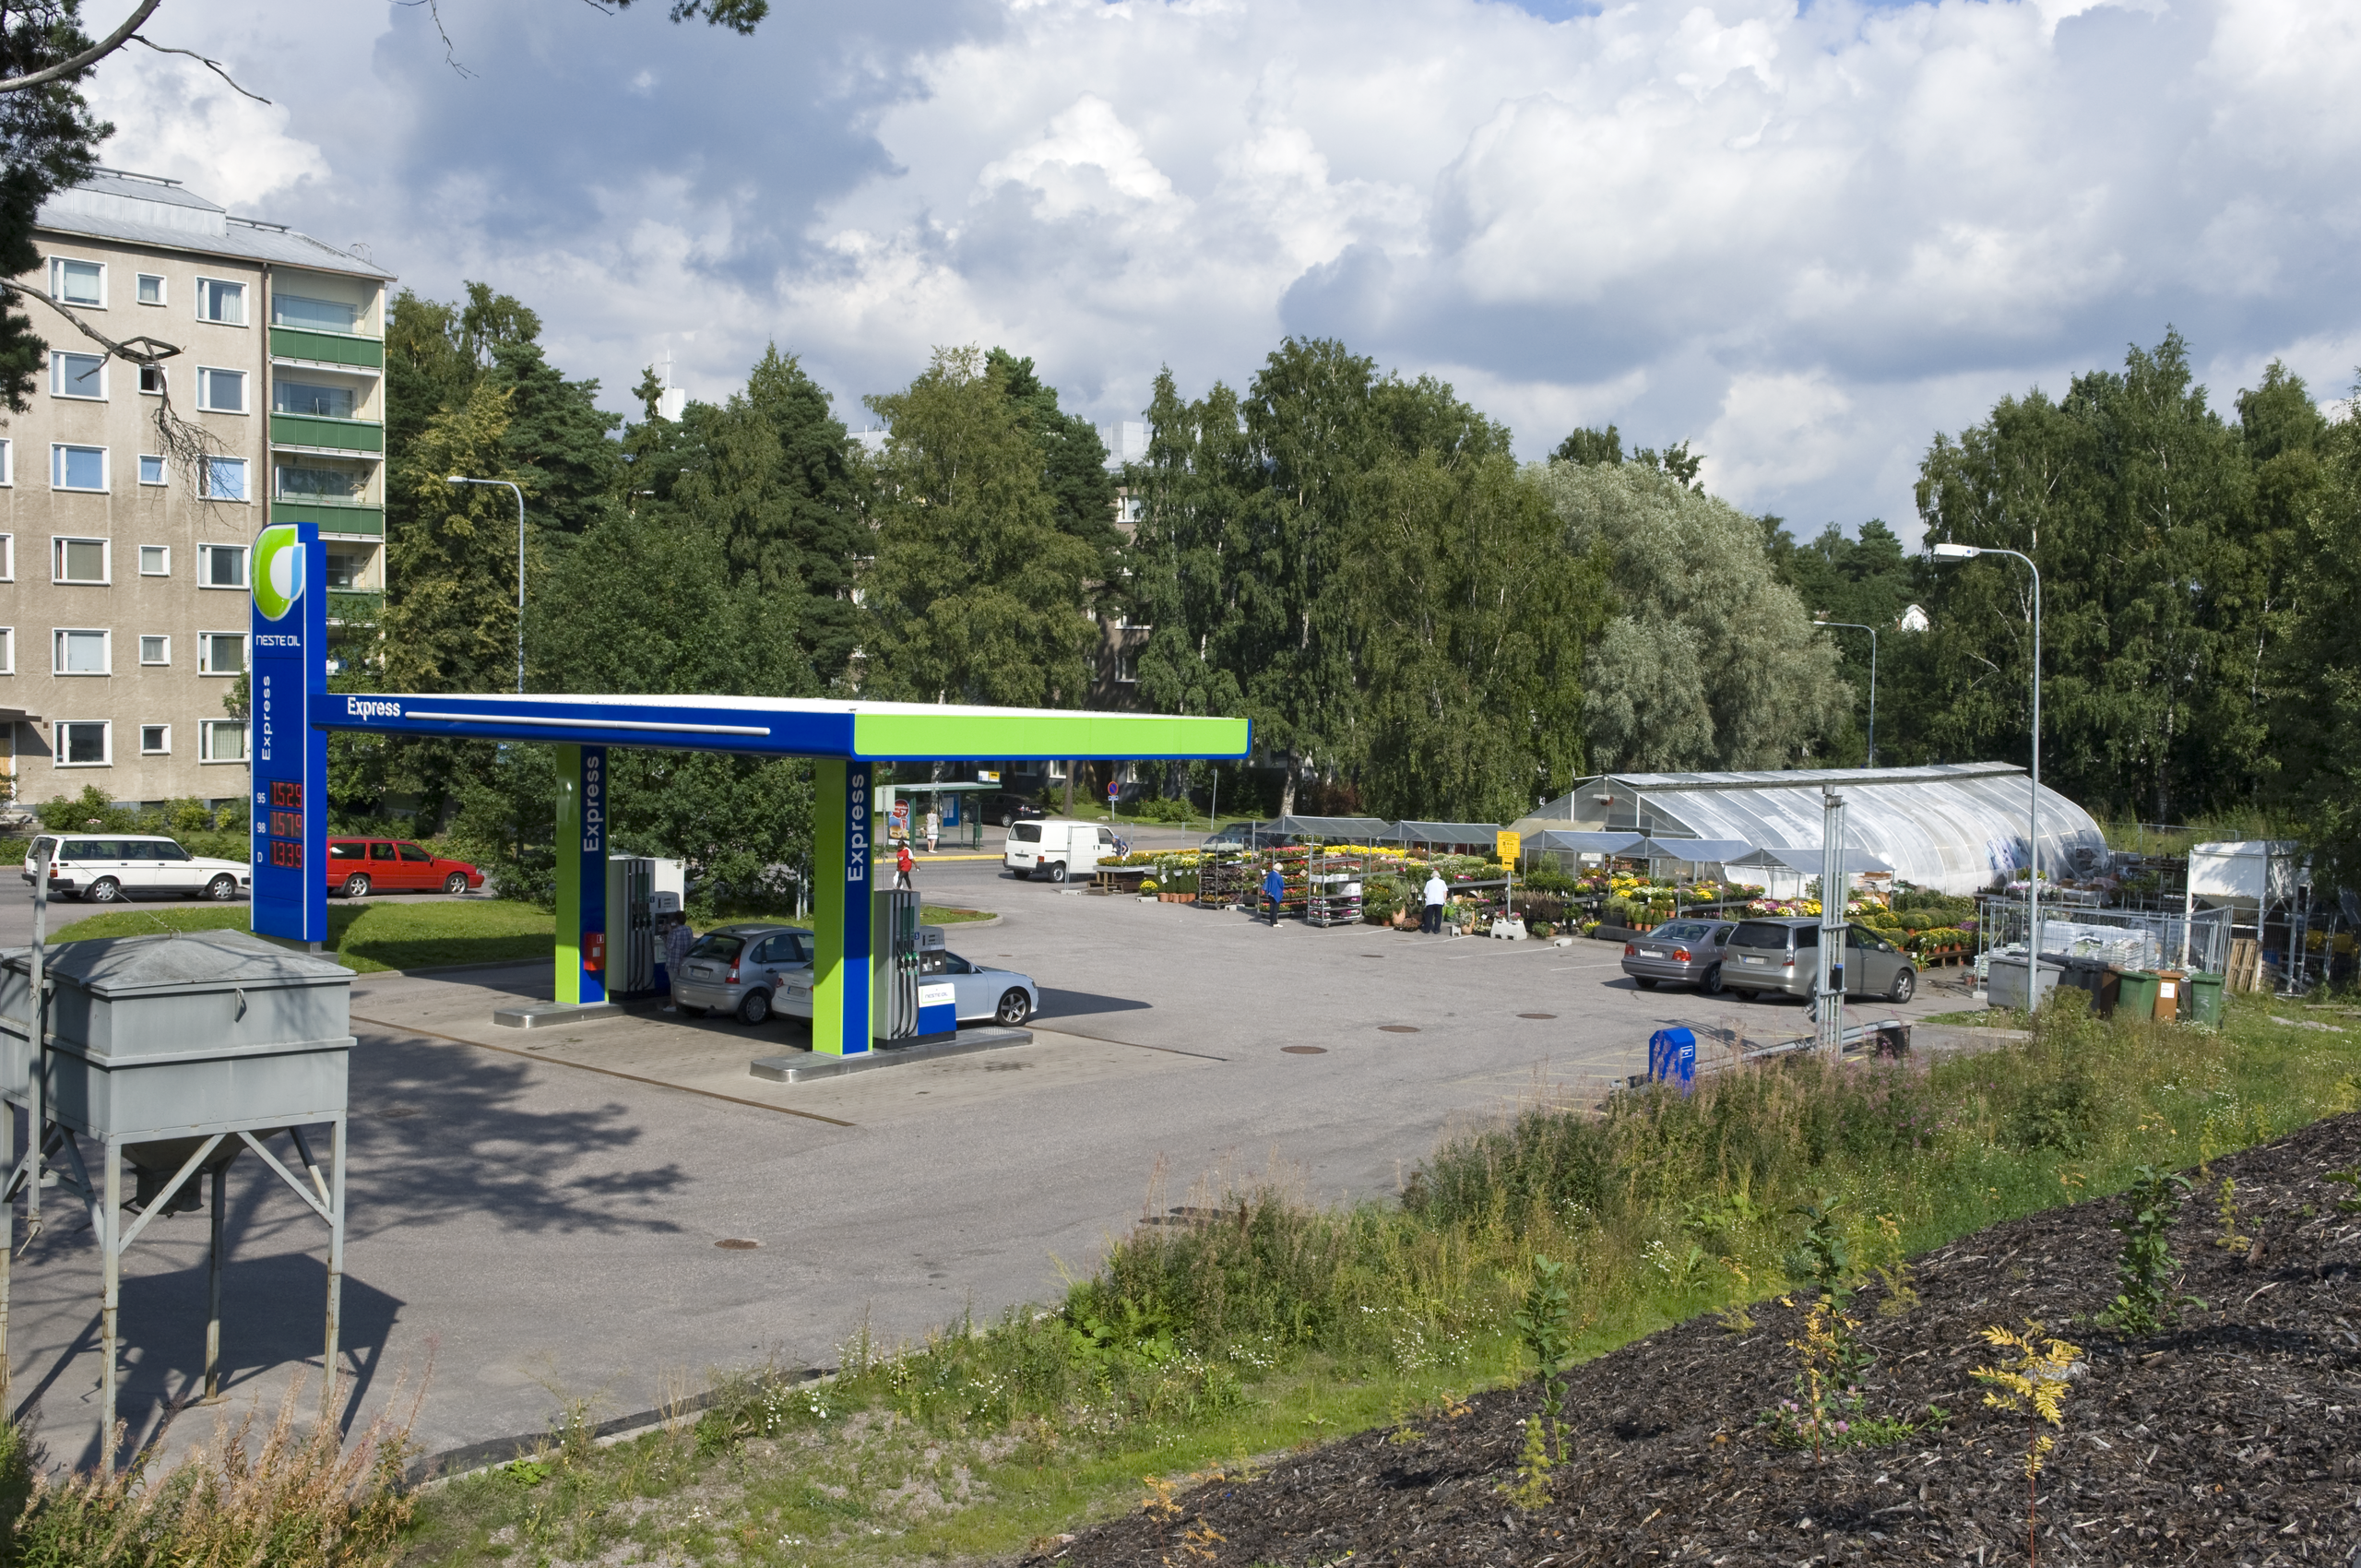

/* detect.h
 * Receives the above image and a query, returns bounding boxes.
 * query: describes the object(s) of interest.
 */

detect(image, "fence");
[1975,896,2234,975]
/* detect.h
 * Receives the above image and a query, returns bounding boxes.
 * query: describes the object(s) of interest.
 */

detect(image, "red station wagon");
[324,838,486,897]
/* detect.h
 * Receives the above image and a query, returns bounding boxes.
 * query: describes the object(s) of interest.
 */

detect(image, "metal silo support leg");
[324,1117,345,1420]
[99,1141,120,1472]
[205,1164,225,1404]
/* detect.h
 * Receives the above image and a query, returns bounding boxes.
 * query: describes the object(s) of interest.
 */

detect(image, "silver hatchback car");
[1620,918,1737,993]
[1723,916,1916,1004]
[671,922,813,1025]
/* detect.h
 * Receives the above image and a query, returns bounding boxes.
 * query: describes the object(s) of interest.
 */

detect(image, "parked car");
[1722,916,1917,1004]
[325,838,486,897]
[775,942,1039,1028]
[672,922,813,1025]
[20,834,248,902]
[1002,817,1121,883]
[979,791,1046,828]
[1621,917,1737,993]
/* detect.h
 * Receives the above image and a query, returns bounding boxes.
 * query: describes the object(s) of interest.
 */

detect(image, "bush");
[34,785,129,834]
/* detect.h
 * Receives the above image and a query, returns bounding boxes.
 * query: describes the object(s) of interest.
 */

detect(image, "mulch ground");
[1038,1114,2361,1566]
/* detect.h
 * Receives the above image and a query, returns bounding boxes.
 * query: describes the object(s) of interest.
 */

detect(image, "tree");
[1551,424,1623,467]
[484,338,620,539]
[0,2,105,412]
[1536,459,1848,771]
[2267,386,2361,890]
[860,346,1098,707]
[986,347,1121,585]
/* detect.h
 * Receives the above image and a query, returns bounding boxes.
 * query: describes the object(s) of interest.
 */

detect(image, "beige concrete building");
[5,171,392,810]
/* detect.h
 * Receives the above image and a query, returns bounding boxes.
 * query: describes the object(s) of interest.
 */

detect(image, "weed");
[1497,1415,1554,1512]
[2328,1166,2361,1215]
[1972,1322,2082,1567]
[2100,1165,2206,1336]
[1714,1260,1757,1336]
[1786,1194,1855,1313]
[2213,1177,2253,1253]
[1868,1214,1920,1319]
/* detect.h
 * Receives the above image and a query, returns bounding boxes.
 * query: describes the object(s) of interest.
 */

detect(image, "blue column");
[811,759,872,1054]
[555,744,609,1005]
[249,521,327,943]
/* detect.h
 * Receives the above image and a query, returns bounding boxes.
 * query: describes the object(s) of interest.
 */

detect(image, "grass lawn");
[53,898,554,974]
[920,904,991,924]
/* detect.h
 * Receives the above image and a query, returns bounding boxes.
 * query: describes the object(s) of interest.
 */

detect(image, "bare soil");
[1039,1113,2361,1565]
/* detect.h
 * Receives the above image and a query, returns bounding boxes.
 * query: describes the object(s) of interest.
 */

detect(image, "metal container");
[0,929,353,1140]
[1987,955,2062,1012]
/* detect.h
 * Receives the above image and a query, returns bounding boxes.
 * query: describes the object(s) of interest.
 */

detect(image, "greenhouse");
[1517,763,2107,897]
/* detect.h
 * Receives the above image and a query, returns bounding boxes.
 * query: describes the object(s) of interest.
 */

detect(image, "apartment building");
[6,170,393,808]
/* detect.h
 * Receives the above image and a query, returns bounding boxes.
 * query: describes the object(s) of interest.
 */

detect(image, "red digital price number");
[270,779,304,810]
[269,839,303,869]
[268,810,303,838]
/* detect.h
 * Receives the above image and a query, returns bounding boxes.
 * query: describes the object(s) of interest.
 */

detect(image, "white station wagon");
[21,834,251,903]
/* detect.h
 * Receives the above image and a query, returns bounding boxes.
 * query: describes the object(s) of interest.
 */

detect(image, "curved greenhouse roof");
[1526,764,2106,897]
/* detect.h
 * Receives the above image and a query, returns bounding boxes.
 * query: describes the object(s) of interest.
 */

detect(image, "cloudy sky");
[89,0,2361,534]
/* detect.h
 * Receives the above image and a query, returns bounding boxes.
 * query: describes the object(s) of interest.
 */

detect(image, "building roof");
[36,170,394,280]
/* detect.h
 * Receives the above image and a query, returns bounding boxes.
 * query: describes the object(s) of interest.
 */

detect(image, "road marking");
[349,1014,858,1127]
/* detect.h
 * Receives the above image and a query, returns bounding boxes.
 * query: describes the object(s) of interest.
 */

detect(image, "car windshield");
[1655,921,1714,940]
[1726,921,1795,950]
[1011,823,1041,843]
[397,843,433,862]
[688,935,744,963]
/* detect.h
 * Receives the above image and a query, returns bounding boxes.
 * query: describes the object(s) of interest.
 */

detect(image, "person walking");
[660,913,696,1011]
[1422,868,1449,934]
[896,841,916,891]
[924,807,940,854]
[1262,862,1287,928]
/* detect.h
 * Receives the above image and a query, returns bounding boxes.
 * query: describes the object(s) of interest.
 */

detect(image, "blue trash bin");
[1647,1027,1697,1092]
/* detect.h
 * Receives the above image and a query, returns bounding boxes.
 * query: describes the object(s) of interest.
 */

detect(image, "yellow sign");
[1495,830,1521,865]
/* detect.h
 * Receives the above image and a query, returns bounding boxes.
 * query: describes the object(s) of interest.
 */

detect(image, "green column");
[811,759,873,1055]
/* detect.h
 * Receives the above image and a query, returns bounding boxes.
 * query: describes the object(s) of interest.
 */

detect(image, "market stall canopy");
[1726,845,1896,876]
[1265,815,1395,841]
[1526,830,1646,856]
[2187,841,2307,907]
[1633,837,1758,864]
[1392,820,1508,845]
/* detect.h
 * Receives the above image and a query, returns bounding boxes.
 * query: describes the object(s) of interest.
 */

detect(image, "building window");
[53,629,108,674]
[195,366,245,413]
[137,456,166,486]
[136,273,164,306]
[0,438,11,484]
[138,635,168,665]
[50,445,105,492]
[272,293,360,333]
[138,364,164,396]
[55,721,108,766]
[196,457,247,502]
[50,350,104,399]
[197,543,247,588]
[195,277,245,325]
[275,462,364,499]
[274,379,357,420]
[140,724,169,755]
[0,628,13,673]
[138,544,168,576]
[200,720,247,763]
[0,535,13,581]
[53,537,107,584]
[1114,652,1137,684]
[198,631,245,675]
[326,547,370,588]
[50,257,102,308]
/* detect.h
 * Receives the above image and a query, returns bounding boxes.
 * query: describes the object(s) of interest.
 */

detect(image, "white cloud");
[77,0,2361,534]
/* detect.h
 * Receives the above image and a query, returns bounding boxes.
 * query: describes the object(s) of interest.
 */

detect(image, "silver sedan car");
[775,946,1039,1028]
[1621,918,1738,993]
[671,922,813,1025]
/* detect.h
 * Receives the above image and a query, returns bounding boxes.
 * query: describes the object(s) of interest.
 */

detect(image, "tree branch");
[0,279,231,497]
[0,0,162,92]
[128,34,268,102]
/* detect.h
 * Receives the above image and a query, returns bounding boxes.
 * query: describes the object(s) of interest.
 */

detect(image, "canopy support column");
[811,760,872,1056]
[553,744,610,1006]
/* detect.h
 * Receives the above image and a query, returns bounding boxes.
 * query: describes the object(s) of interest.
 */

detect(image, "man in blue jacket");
[1263,863,1286,927]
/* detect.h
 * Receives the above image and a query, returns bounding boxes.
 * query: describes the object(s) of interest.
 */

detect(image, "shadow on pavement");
[1035,988,1153,1019]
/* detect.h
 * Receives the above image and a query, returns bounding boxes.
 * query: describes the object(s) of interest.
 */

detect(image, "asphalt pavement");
[0,838,1975,1470]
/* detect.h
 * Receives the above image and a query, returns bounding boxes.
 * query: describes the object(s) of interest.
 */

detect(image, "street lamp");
[446,475,527,695]
[1931,540,2044,967]
[1813,619,1879,766]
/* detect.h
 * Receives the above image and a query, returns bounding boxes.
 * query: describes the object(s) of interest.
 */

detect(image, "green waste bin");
[2117,969,2162,1021]
[2186,970,2225,1029]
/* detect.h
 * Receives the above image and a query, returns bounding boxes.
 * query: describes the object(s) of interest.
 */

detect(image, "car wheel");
[1700,963,1724,996]
[1631,975,1657,990]
[204,874,238,901]
[996,988,1032,1027]
[1047,861,1067,884]
[1000,812,1014,828]
[443,872,469,895]
[341,873,371,898]
[1889,967,1916,1004]
[87,876,122,904]
[737,988,773,1026]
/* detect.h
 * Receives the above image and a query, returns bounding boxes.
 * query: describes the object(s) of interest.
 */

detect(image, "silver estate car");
[1621,918,1737,992]
[1723,916,1916,1004]
[776,946,1039,1028]
[671,922,813,1025]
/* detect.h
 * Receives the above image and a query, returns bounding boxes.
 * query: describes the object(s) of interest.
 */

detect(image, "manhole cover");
[715,1238,761,1250]
[1518,1012,1558,1020]
[1282,1045,1328,1055]
[1379,1025,1421,1034]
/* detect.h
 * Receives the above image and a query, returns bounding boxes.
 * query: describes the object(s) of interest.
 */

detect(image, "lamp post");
[1813,619,1879,766]
[446,476,527,695]
[1932,541,2042,967]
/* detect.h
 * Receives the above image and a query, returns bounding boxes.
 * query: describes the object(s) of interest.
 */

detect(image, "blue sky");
[93,0,2361,536]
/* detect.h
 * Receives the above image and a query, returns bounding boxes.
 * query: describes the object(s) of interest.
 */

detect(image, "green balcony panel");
[272,501,383,535]
[270,327,384,368]
[270,413,384,454]
[326,590,385,624]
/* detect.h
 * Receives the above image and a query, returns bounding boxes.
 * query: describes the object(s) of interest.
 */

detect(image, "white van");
[1002,818,1121,883]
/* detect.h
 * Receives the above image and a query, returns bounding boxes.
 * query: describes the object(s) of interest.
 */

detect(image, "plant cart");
[1304,846,1366,928]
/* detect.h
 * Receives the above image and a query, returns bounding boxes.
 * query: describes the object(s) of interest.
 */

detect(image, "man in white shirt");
[660,915,696,1010]
[1421,871,1449,934]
